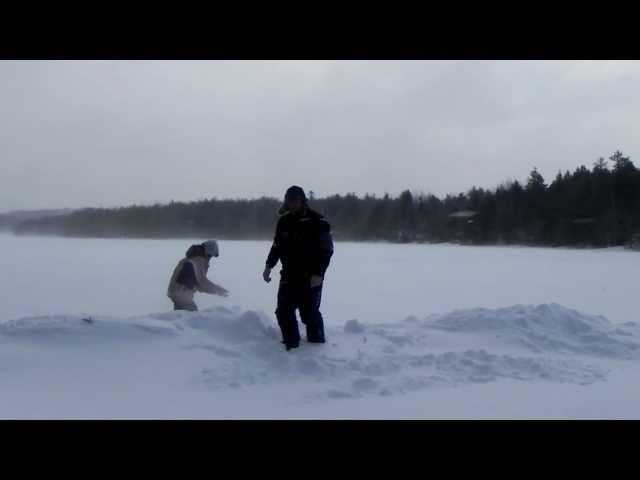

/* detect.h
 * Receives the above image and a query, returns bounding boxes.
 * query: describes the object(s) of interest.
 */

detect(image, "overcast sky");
[1,60,639,211]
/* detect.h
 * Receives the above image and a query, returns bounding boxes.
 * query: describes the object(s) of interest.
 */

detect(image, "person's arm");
[198,277,229,297]
[264,219,282,282]
[311,219,334,279]
[195,260,229,297]
[265,219,282,270]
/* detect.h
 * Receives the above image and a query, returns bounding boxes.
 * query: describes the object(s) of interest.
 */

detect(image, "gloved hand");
[310,275,323,288]
[263,266,272,283]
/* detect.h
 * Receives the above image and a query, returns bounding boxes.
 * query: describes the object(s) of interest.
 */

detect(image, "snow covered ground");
[0,233,639,418]
[1,233,636,325]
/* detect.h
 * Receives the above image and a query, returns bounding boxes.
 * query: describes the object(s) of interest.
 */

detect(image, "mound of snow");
[0,307,278,345]
[424,303,640,359]
[0,314,179,340]
[344,319,365,333]
[148,307,280,344]
[1,304,637,403]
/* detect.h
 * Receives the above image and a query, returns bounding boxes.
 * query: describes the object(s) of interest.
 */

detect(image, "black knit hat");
[279,185,308,214]
[284,185,307,202]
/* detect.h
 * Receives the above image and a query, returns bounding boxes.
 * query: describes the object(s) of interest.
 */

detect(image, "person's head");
[281,185,307,214]
[185,244,204,258]
[201,240,219,259]
[186,240,219,259]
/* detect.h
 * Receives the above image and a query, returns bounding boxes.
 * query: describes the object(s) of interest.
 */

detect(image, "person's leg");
[275,280,300,349]
[300,284,325,343]
[173,299,198,311]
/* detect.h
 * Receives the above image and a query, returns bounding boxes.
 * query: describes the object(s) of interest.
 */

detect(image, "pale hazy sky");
[1,60,639,211]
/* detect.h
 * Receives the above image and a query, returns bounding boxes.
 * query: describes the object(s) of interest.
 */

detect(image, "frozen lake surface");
[0,233,637,325]
[0,233,638,419]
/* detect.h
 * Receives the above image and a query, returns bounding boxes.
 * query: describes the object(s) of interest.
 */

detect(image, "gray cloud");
[1,60,639,211]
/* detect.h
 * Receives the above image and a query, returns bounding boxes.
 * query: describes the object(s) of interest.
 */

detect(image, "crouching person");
[167,240,229,311]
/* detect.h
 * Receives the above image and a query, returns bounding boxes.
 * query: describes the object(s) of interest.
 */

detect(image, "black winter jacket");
[265,208,334,280]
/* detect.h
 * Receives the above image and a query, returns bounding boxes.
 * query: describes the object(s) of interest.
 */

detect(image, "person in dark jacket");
[263,186,334,350]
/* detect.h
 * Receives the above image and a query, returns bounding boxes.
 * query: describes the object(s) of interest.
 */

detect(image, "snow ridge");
[2,303,636,401]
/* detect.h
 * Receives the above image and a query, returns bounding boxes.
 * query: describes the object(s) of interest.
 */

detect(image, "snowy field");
[1,233,639,419]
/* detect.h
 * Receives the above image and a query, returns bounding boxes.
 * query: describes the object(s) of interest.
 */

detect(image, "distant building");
[448,210,477,222]
[447,210,480,243]
[570,217,596,225]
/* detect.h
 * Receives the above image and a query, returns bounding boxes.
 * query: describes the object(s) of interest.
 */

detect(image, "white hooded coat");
[167,255,224,305]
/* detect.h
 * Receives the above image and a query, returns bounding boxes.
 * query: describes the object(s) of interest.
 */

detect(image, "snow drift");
[2,303,637,406]
[425,304,640,359]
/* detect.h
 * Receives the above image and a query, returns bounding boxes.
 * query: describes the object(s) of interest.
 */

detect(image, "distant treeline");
[0,209,74,230]
[14,151,640,248]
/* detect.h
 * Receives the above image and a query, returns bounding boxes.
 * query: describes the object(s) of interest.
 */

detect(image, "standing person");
[167,240,229,311]
[263,186,334,351]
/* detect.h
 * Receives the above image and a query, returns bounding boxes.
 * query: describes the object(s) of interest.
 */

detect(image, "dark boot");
[306,327,325,343]
[285,341,300,351]
[281,339,300,349]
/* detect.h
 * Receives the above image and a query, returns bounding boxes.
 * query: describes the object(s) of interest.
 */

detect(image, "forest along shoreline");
[6,151,640,250]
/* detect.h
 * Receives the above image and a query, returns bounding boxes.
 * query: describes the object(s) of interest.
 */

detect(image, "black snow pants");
[276,277,325,348]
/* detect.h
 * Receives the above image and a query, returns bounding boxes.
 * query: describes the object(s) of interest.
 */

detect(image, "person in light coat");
[167,240,229,311]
